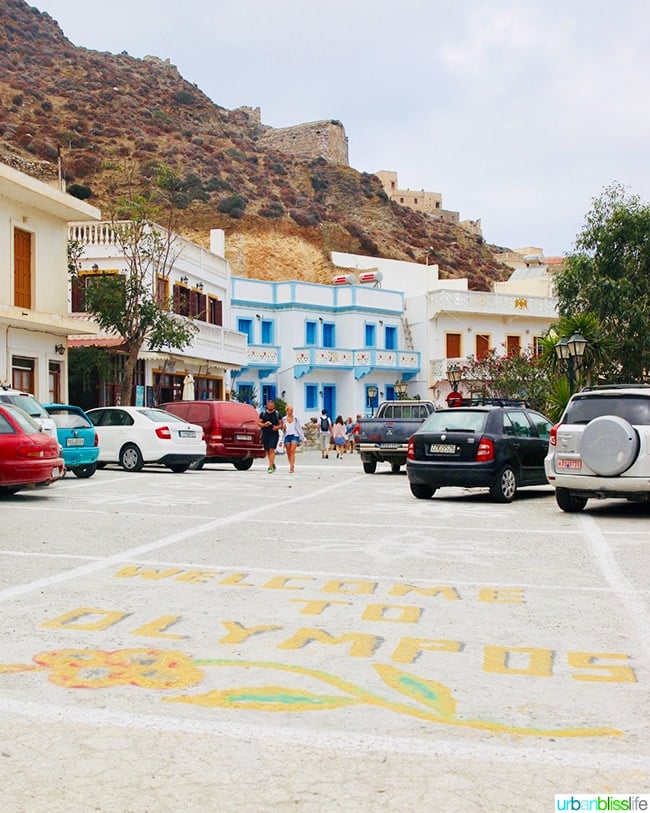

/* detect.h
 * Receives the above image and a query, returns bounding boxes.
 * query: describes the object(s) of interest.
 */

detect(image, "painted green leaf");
[374,664,456,717]
[165,684,361,712]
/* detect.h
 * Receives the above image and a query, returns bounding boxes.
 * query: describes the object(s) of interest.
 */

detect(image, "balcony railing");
[427,289,557,318]
[293,347,420,379]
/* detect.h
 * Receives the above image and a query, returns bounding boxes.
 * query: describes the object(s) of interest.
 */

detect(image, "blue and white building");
[230,275,420,420]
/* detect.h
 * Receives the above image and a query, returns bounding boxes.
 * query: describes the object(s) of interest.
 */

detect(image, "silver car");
[0,387,58,440]
[545,384,650,512]
[86,406,206,473]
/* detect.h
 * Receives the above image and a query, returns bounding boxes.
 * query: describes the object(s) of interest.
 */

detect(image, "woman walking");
[331,415,347,459]
[281,405,304,473]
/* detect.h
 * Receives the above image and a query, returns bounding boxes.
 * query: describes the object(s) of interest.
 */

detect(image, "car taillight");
[549,423,560,447]
[210,432,223,442]
[407,438,415,460]
[94,432,99,446]
[155,426,172,440]
[17,443,46,459]
[475,437,494,462]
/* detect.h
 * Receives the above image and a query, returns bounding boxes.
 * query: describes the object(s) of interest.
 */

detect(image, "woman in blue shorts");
[281,404,304,473]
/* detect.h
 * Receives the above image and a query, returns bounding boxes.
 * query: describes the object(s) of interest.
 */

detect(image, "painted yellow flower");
[32,648,204,689]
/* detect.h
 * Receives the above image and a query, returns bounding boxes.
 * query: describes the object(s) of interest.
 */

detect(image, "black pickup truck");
[357,400,436,473]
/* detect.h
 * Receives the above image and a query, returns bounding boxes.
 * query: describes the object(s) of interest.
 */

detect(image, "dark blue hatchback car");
[406,404,552,502]
[43,404,100,478]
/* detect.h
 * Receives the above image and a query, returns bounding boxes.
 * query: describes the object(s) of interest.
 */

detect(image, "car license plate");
[430,443,456,454]
[380,443,399,449]
[235,434,252,441]
[178,430,196,438]
[557,457,582,470]
[66,438,84,447]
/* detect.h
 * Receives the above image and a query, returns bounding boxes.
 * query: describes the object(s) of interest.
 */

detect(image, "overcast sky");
[32,0,650,256]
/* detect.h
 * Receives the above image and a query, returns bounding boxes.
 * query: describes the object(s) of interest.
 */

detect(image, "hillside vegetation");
[0,0,510,290]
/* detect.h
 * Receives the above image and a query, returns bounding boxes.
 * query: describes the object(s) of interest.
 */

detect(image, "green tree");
[555,183,650,382]
[69,165,198,405]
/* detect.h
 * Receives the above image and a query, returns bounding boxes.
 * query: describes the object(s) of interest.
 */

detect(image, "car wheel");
[233,458,254,471]
[363,460,377,474]
[580,416,639,476]
[555,487,588,513]
[72,463,97,479]
[410,482,436,499]
[189,458,205,470]
[119,444,144,472]
[490,465,517,503]
[168,464,189,473]
[391,463,401,473]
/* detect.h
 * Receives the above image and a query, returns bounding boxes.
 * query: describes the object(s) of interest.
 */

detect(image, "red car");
[0,403,65,495]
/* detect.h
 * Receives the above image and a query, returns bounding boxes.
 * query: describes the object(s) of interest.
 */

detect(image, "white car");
[0,387,58,440]
[86,406,206,473]
[545,384,650,512]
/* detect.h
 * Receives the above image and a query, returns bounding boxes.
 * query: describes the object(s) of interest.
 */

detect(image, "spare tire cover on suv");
[579,415,639,476]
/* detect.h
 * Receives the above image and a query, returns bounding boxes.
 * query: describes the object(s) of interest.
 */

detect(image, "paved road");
[1,449,648,812]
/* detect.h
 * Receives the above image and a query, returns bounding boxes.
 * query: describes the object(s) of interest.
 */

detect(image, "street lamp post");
[394,380,408,400]
[367,385,378,417]
[554,333,588,394]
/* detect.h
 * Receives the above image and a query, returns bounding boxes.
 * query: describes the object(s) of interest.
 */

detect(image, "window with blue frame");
[237,383,255,404]
[305,320,317,346]
[261,384,276,405]
[364,323,376,348]
[237,318,253,343]
[385,325,397,350]
[322,322,335,348]
[305,384,318,410]
[261,319,273,345]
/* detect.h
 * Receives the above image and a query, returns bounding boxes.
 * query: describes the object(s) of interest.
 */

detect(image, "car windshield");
[47,408,92,429]
[138,408,185,423]
[1,393,47,419]
[419,410,487,433]
[1,404,42,433]
[565,395,650,425]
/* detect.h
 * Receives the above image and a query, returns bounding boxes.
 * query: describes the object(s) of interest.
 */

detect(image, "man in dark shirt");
[259,399,281,472]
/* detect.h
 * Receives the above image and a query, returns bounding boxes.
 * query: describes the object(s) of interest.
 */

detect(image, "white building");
[230,276,420,420]
[67,224,247,407]
[0,162,100,402]
[331,251,559,407]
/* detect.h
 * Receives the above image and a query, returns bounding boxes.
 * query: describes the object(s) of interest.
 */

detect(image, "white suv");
[545,384,650,512]
[0,387,58,440]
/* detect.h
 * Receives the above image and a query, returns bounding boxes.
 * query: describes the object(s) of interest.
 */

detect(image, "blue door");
[323,385,335,419]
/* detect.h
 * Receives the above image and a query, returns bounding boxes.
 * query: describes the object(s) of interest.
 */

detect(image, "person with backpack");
[258,399,281,472]
[318,409,332,459]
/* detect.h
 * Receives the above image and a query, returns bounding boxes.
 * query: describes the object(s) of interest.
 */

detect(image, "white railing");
[427,289,557,317]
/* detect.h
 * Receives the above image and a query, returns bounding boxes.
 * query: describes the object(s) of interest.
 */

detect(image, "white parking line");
[0,475,364,603]
[580,513,650,664]
[0,697,646,770]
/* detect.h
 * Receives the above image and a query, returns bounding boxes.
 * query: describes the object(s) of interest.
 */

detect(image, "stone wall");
[259,120,349,165]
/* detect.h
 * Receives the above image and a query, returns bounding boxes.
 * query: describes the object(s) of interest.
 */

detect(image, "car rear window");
[420,410,488,433]
[564,395,650,425]
[0,404,41,434]
[47,408,92,429]
[138,408,185,423]
[0,393,47,419]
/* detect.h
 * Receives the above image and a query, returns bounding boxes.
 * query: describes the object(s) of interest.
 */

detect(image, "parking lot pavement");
[1,449,649,812]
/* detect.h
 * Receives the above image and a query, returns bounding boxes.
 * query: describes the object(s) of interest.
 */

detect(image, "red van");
[159,400,264,470]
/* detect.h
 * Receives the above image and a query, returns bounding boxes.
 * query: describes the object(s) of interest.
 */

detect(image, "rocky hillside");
[0,0,510,290]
